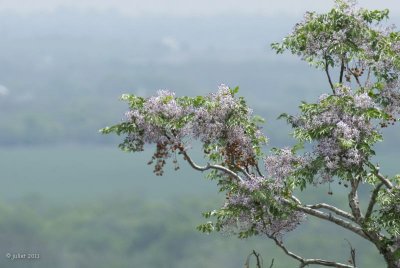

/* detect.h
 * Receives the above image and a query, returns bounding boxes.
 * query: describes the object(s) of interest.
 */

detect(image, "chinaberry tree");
[101,1,400,267]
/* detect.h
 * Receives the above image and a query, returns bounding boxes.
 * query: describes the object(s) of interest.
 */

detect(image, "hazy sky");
[1,0,399,17]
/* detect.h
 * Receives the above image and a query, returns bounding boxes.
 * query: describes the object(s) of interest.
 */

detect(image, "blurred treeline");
[0,10,329,147]
[0,10,398,267]
[0,192,388,268]
[0,10,399,150]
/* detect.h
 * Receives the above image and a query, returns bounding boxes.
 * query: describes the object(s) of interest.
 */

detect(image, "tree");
[101,1,400,267]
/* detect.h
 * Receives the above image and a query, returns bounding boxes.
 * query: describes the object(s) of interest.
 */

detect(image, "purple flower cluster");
[123,84,267,174]
[334,0,357,15]
[380,80,400,115]
[264,148,307,188]
[125,90,189,145]
[222,191,305,239]
[288,0,400,109]
[214,169,307,239]
[354,92,375,109]
[239,175,265,192]
[292,0,367,65]
[144,90,181,117]
[294,86,379,182]
[360,23,400,78]
[319,98,372,167]
[125,86,242,146]
[259,210,305,240]
[193,84,239,142]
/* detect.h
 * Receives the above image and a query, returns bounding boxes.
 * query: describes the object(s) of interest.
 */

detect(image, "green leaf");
[229,86,240,95]
[394,248,400,261]
[291,142,304,153]
[339,138,355,149]
[196,222,214,233]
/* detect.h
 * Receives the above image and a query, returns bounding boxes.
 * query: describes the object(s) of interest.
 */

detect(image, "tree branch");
[346,63,363,88]
[345,239,357,267]
[365,66,371,87]
[255,163,264,177]
[269,258,275,268]
[365,182,384,221]
[290,195,301,205]
[245,250,263,268]
[366,162,394,189]
[306,203,356,222]
[324,56,335,94]
[348,176,364,224]
[353,74,362,88]
[291,201,370,240]
[339,56,345,84]
[285,196,367,239]
[180,150,244,182]
[297,192,384,250]
[237,166,253,180]
[376,172,393,189]
[269,236,354,268]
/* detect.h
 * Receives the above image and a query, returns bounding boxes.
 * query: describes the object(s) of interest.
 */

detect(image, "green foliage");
[376,188,400,236]
[0,145,393,267]
[101,87,268,168]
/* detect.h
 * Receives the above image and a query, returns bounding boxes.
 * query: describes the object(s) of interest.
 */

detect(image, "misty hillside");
[0,10,398,149]
[0,11,326,145]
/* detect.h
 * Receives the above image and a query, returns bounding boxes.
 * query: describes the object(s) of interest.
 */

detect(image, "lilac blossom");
[381,79,400,115]
[121,84,267,175]
[264,148,307,188]
[354,93,375,109]
[124,90,188,145]
[222,192,306,239]
[312,109,372,172]
[192,84,239,142]
[290,85,381,183]
[143,90,183,118]
[239,175,266,192]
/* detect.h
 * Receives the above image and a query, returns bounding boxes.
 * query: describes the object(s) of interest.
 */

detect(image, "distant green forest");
[0,192,386,268]
[0,11,399,267]
[0,146,396,267]
[0,12,399,150]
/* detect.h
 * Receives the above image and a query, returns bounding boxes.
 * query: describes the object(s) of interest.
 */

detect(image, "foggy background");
[0,0,399,267]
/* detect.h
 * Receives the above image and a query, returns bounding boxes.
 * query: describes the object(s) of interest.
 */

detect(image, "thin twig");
[346,63,363,88]
[345,239,357,267]
[366,162,393,189]
[290,195,301,205]
[376,172,393,189]
[324,56,335,93]
[285,196,368,239]
[365,66,371,87]
[237,166,253,180]
[180,150,244,182]
[339,57,345,83]
[365,182,384,220]
[287,200,370,240]
[306,203,356,222]
[348,176,364,224]
[269,258,274,268]
[269,236,354,268]
[253,250,263,268]
[354,75,362,88]
[244,250,264,268]
[255,163,264,177]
